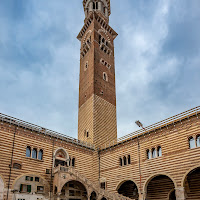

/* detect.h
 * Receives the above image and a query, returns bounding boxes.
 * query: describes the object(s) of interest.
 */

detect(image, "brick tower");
[77,0,118,147]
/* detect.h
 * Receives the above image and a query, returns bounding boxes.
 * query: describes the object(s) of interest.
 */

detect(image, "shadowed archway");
[183,167,200,199]
[117,180,139,200]
[60,180,87,200]
[146,175,176,200]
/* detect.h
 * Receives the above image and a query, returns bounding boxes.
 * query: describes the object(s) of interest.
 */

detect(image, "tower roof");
[83,0,111,16]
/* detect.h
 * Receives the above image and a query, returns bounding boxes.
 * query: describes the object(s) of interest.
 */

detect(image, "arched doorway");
[101,198,107,200]
[146,175,176,200]
[117,180,139,200]
[0,175,4,200]
[60,180,87,200]
[90,191,97,200]
[183,167,200,199]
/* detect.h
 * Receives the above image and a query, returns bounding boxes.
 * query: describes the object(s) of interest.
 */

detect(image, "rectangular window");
[100,182,106,189]
[35,177,39,182]
[37,186,44,193]
[69,190,75,196]
[20,184,31,193]
[25,176,33,181]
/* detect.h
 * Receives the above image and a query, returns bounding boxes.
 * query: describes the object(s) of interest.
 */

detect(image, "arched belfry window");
[189,137,195,149]
[26,146,31,157]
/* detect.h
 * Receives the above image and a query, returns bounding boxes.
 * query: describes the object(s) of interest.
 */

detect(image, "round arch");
[143,173,177,200]
[181,165,200,199]
[143,172,177,193]
[116,178,140,192]
[60,180,88,200]
[181,165,200,187]
[60,178,88,194]
[116,179,139,200]
[83,30,92,44]
[98,28,111,42]
[11,173,49,189]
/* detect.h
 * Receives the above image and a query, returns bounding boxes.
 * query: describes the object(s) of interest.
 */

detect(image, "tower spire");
[77,0,118,147]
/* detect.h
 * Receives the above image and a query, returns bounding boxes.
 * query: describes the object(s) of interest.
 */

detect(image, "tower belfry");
[77,0,118,147]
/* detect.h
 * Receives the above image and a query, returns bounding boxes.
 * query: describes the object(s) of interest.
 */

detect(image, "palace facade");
[0,1,200,200]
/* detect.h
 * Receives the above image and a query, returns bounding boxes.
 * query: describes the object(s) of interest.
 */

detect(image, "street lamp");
[135,120,145,130]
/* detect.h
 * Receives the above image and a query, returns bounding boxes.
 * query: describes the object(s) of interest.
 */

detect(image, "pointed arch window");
[38,149,43,160]
[32,148,37,159]
[26,146,31,157]
[157,146,162,157]
[72,158,75,167]
[189,137,195,149]
[93,2,95,9]
[152,148,156,158]
[147,149,151,159]
[119,158,123,166]
[127,155,131,164]
[96,2,98,9]
[123,156,127,166]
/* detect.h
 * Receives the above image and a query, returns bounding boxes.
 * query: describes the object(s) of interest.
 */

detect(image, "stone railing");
[54,165,133,200]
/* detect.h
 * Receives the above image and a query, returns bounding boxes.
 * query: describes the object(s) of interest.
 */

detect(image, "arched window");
[96,2,98,9]
[157,146,162,157]
[197,136,200,147]
[38,149,43,160]
[123,156,127,166]
[189,137,195,149]
[152,148,156,158]
[103,72,108,81]
[147,149,151,159]
[72,158,75,167]
[32,148,37,159]
[26,146,31,157]
[128,155,131,164]
[119,158,123,166]
[93,2,95,9]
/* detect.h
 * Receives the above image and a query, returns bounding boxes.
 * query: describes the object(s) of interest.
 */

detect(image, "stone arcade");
[0,1,200,200]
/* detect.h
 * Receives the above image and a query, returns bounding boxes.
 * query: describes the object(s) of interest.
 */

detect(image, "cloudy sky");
[0,0,200,139]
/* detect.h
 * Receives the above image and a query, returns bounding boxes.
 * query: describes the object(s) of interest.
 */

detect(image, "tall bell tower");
[77,0,118,147]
